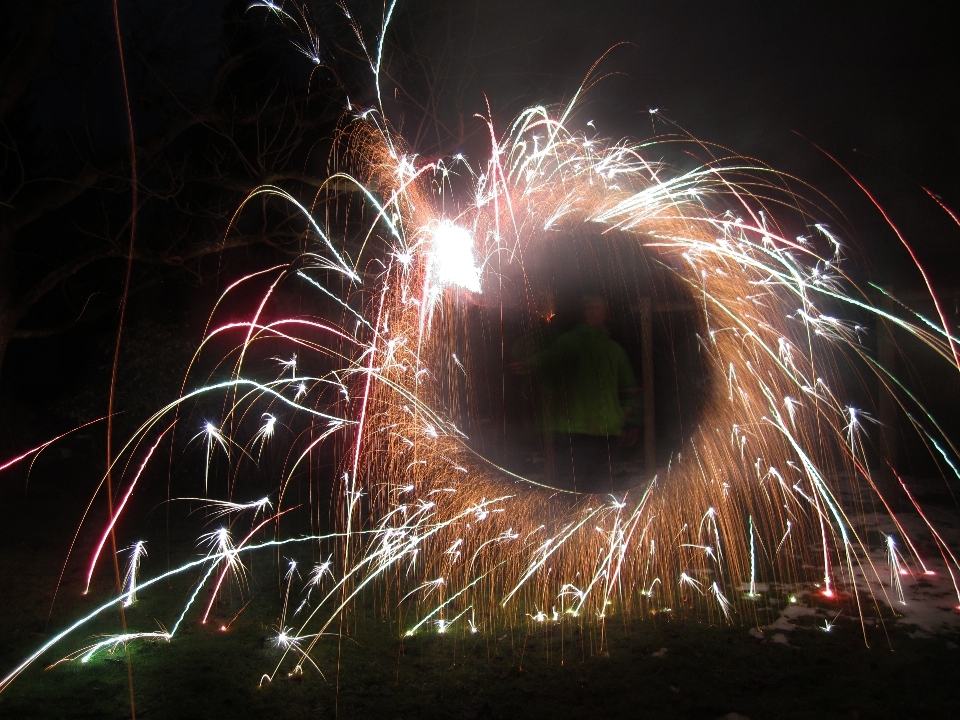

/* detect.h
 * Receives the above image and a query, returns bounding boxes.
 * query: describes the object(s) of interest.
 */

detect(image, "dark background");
[1,0,958,464]
[397,0,960,277]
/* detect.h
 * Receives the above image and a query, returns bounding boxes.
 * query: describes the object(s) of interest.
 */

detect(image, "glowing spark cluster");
[428,220,482,294]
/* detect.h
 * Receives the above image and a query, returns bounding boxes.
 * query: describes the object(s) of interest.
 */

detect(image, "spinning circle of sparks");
[3,4,960,693]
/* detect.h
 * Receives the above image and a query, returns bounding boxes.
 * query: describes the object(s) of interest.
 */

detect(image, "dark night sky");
[20,0,960,286]
[391,0,959,284]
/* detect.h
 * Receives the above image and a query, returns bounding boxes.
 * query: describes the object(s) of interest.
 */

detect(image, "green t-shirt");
[528,324,638,436]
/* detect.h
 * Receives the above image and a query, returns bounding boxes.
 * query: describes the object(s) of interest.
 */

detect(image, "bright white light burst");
[429,220,481,293]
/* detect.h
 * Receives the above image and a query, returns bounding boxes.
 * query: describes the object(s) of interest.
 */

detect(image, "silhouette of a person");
[519,296,639,492]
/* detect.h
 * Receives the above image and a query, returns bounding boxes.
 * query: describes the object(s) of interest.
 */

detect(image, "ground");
[2,454,959,719]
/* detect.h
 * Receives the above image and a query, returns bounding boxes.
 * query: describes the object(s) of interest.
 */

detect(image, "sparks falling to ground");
[3,1,960,693]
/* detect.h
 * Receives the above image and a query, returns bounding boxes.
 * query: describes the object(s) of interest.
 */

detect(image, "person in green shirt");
[516,296,640,493]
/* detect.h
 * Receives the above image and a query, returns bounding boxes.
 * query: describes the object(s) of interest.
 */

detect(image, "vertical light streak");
[122,542,147,608]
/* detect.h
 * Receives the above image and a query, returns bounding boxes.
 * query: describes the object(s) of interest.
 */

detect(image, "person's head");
[583,295,608,328]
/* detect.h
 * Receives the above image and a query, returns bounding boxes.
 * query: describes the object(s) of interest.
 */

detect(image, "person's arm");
[516,331,572,373]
